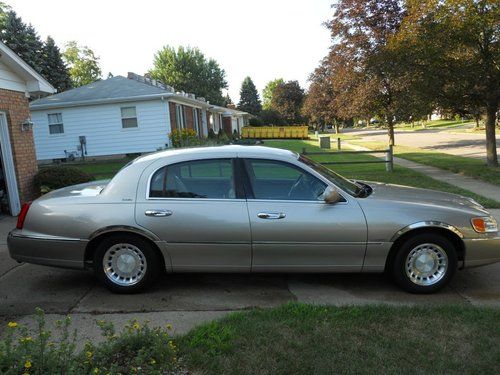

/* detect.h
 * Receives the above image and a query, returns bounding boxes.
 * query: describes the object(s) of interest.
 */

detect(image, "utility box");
[319,136,331,149]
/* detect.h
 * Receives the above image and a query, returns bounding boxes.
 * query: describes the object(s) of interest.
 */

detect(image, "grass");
[394,119,476,131]
[265,139,499,207]
[52,157,134,180]
[179,303,500,375]
[347,139,500,186]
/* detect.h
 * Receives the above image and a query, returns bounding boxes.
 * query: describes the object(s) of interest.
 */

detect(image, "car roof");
[133,145,298,165]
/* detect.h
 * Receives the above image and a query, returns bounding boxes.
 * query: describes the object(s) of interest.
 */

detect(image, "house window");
[121,107,138,128]
[47,113,64,134]
[175,104,186,129]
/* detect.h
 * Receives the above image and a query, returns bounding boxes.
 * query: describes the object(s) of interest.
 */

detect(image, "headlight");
[471,216,498,233]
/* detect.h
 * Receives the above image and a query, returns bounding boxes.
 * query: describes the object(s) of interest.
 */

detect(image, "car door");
[135,158,251,272]
[242,158,367,272]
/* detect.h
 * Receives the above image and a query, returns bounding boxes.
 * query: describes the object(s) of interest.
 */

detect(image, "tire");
[93,234,162,293]
[392,233,458,294]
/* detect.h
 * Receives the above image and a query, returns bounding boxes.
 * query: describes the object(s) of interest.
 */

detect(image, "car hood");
[361,181,488,213]
[38,180,110,200]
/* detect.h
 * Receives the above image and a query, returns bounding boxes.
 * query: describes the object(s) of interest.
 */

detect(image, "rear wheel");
[392,233,458,293]
[94,234,161,293]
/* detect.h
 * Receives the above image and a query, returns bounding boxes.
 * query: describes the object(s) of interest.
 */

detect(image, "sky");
[6,0,332,102]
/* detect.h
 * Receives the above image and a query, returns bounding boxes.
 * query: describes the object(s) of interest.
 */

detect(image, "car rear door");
[135,157,251,272]
[242,158,367,272]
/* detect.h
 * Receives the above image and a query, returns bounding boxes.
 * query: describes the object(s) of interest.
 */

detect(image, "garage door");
[0,112,21,215]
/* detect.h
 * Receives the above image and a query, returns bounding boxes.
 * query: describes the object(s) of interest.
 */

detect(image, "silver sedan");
[8,145,500,293]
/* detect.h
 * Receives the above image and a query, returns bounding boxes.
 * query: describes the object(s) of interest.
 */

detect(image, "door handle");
[145,209,173,217]
[257,212,286,219]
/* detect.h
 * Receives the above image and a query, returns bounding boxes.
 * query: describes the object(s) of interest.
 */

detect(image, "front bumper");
[8,231,87,269]
[463,236,500,268]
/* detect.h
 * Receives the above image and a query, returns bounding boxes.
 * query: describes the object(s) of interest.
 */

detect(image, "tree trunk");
[485,101,498,167]
[387,117,395,146]
[475,114,480,128]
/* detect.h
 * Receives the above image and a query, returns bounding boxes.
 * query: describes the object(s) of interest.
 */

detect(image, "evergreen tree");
[221,93,234,108]
[41,36,72,92]
[237,77,261,115]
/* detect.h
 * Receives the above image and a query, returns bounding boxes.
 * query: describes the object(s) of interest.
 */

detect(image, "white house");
[30,73,249,161]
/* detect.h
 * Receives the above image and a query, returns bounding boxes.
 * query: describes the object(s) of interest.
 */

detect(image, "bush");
[34,167,95,193]
[0,308,180,374]
[207,128,217,140]
[169,128,199,148]
[217,128,229,143]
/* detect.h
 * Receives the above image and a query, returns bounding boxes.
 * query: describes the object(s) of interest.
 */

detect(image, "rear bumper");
[8,231,87,269]
[463,236,500,268]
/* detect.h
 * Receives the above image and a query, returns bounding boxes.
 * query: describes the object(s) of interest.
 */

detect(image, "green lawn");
[179,303,500,375]
[348,140,500,186]
[53,158,134,180]
[394,119,476,131]
[265,139,499,207]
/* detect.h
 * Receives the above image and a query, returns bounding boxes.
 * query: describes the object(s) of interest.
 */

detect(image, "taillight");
[16,202,31,229]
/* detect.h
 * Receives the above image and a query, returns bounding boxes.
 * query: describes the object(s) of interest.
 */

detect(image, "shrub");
[169,128,199,148]
[0,308,180,374]
[217,128,229,143]
[34,167,95,193]
[207,128,217,140]
[232,129,239,140]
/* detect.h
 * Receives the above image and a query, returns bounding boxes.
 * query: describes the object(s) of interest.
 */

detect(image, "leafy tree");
[221,93,234,108]
[399,0,499,166]
[262,78,284,110]
[0,10,44,73]
[150,46,227,105]
[62,41,101,87]
[41,36,72,92]
[237,76,262,115]
[324,0,407,145]
[270,80,304,124]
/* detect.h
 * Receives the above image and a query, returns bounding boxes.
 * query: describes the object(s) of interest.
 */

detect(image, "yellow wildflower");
[132,322,140,330]
[24,361,32,368]
[7,322,18,328]
[166,324,173,330]
[86,351,93,359]
[93,368,100,374]
[150,358,156,365]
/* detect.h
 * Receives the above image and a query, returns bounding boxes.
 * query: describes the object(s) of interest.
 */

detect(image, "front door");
[242,158,367,272]
[135,158,251,272]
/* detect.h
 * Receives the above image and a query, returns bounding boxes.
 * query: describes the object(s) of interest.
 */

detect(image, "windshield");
[299,155,363,197]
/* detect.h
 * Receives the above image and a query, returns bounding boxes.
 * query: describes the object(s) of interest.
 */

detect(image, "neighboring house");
[30,73,249,162]
[0,41,55,215]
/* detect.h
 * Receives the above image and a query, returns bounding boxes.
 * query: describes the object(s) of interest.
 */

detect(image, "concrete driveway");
[346,128,500,159]
[1,212,499,339]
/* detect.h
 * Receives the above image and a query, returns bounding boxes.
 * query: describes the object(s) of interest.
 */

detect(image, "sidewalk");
[346,143,500,202]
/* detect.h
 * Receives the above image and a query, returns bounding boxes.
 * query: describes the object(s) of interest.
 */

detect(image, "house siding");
[31,99,172,161]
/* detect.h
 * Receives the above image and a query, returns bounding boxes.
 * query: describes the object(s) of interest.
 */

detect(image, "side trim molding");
[390,221,464,242]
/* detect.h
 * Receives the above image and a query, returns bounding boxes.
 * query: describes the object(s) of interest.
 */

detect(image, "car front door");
[135,158,251,272]
[242,158,367,272]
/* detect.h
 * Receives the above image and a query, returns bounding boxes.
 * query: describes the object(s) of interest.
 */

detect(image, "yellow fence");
[241,126,308,139]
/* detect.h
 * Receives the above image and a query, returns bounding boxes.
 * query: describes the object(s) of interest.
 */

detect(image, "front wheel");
[94,234,161,293]
[392,233,458,294]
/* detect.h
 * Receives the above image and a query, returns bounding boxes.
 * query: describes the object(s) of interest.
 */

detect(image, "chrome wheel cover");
[103,243,147,286]
[405,243,448,286]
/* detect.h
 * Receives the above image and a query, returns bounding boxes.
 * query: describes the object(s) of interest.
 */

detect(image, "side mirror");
[323,186,342,204]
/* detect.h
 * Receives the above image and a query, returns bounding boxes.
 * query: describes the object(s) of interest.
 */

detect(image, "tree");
[0,10,44,73]
[62,41,101,87]
[270,81,304,124]
[41,36,72,92]
[237,76,262,115]
[221,93,234,108]
[150,46,227,105]
[324,0,407,145]
[399,0,499,166]
[262,78,284,110]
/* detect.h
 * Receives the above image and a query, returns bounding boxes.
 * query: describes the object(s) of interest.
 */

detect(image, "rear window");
[149,159,235,199]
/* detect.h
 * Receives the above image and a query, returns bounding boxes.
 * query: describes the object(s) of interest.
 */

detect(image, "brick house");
[0,41,55,215]
[30,73,249,162]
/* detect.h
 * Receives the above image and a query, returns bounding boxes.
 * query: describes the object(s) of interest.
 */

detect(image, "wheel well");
[84,231,166,271]
[385,227,465,272]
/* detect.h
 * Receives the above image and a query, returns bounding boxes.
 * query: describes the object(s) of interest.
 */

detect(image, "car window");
[149,159,236,199]
[244,159,326,201]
